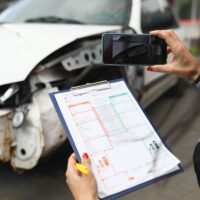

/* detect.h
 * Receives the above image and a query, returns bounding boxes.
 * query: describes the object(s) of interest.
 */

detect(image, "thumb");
[82,152,92,170]
[147,65,174,74]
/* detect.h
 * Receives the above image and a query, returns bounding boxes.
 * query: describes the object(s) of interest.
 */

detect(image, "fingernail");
[147,66,154,71]
[83,153,89,159]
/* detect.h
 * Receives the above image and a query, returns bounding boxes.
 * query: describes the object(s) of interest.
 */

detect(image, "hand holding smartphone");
[102,33,167,65]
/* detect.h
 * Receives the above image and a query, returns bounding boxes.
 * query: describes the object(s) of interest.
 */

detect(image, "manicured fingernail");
[83,153,89,159]
[147,66,154,71]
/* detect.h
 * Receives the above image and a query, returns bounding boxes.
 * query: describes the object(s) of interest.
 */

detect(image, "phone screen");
[102,34,167,65]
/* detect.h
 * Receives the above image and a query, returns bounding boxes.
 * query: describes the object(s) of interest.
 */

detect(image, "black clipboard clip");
[70,80,111,96]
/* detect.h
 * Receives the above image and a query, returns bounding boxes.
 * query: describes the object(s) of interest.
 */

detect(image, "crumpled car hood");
[0,23,120,86]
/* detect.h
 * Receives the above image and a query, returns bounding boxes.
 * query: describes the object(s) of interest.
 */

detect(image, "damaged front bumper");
[0,80,66,170]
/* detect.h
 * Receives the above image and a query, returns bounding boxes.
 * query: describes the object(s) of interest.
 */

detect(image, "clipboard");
[49,79,183,200]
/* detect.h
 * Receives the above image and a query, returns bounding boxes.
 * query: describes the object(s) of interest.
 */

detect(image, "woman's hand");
[66,153,99,200]
[148,29,200,82]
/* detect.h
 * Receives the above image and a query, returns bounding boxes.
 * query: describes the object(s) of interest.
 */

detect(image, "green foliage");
[190,47,200,56]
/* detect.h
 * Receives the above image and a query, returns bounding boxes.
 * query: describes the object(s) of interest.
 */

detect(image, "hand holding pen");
[66,152,99,200]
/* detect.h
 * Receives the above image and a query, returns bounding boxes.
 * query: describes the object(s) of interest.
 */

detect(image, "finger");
[167,47,172,54]
[151,31,172,56]
[147,64,193,80]
[150,30,181,53]
[66,153,78,177]
[82,152,92,170]
[168,66,195,79]
[150,30,160,36]
[147,64,177,74]
[151,29,179,40]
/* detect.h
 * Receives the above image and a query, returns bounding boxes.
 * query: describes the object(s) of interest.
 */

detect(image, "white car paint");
[0,0,141,87]
[0,23,120,86]
[129,0,142,33]
[0,0,186,170]
[0,0,182,87]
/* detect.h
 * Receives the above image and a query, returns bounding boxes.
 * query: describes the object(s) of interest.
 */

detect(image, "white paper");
[53,80,181,199]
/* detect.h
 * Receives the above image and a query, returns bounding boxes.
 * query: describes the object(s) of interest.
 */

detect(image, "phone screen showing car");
[102,33,167,65]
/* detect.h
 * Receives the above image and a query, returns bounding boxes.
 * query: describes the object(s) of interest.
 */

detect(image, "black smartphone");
[102,33,167,65]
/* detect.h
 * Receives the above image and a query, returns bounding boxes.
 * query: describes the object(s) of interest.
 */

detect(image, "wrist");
[189,63,200,89]
[189,63,200,82]
[76,194,99,200]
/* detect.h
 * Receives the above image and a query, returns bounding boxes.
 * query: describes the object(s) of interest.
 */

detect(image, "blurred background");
[0,0,200,200]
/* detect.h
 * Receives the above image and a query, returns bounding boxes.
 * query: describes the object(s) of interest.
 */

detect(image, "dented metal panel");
[10,100,44,169]
[0,113,12,162]
[30,75,67,156]
[0,24,120,86]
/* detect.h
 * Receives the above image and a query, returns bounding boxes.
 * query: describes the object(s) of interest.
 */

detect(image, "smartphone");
[102,33,167,65]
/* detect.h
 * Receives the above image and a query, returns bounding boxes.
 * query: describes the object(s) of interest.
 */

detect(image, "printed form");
[53,80,181,199]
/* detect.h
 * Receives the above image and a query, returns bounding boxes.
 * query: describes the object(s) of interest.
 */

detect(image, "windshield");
[0,0,132,26]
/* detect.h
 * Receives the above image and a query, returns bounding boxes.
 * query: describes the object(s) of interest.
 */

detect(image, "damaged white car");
[0,0,184,171]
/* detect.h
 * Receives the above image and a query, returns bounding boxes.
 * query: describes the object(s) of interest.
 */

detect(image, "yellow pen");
[76,163,89,175]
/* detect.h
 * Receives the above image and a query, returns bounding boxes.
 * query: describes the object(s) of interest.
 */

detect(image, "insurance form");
[50,80,181,199]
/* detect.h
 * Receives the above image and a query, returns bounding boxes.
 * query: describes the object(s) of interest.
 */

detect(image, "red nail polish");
[147,66,154,71]
[83,153,89,159]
